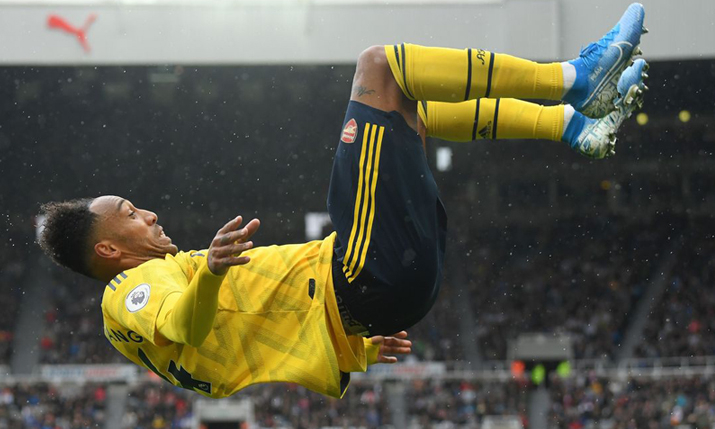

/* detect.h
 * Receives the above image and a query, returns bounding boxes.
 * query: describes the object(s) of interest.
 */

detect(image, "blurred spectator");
[405,285,463,362]
[469,216,674,360]
[124,382,193,429]
[40,268,123,364]
[124,380,388,429]
[244,381,389,428]
[637,225,715,358]
[0,382,105,428]
[550,375,715,429]
[406,379,529,428]
[0,257,25,365]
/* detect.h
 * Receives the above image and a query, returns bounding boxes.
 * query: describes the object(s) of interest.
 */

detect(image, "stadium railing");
[2,355,715,386]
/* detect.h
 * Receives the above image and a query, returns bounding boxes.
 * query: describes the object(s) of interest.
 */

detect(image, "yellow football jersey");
[101,232,370,399]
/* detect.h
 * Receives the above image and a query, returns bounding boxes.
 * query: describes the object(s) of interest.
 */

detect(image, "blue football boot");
[568,59,649,159]
[616,58,649,110]
[564,3,647,119]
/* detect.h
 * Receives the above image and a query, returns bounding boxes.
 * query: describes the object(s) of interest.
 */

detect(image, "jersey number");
[138,348,212,394]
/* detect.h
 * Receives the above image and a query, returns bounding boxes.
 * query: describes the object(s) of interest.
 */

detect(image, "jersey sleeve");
[102,258,189,346]
[154,260,225,347]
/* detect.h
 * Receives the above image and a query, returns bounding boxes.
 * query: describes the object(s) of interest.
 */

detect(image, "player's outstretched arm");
[208,215,261,276]
[156,216,260,347]
[366,331,412,364]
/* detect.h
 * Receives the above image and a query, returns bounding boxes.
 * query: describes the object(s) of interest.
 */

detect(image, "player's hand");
[370,331,412,364]
[208,215,261,276]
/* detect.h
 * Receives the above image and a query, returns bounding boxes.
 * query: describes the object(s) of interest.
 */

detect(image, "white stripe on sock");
[561,62,577,97]
[563,104,575,134]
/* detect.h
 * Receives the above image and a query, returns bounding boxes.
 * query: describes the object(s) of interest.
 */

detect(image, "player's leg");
[418,98,566,143]
[328,49,447,337]
[351,48,576,152]
[419,59,649,159]
[385,3,646,118]
[349,45,420,131]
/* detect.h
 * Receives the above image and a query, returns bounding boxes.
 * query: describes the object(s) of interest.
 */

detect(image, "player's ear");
[94,240,120,260]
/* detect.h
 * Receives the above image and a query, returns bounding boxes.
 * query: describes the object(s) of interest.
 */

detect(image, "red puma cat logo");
[47,14,97,53]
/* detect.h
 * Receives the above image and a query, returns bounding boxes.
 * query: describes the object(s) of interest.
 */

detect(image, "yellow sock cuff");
[422,99,564,142]
[384,44,564,102]
[496,99,564,141]
[490,55,564,100]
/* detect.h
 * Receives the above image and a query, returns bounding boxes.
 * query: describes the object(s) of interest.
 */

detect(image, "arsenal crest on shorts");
[341,118,358,143]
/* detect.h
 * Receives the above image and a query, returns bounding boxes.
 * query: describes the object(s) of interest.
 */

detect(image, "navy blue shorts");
[328,101,447,336]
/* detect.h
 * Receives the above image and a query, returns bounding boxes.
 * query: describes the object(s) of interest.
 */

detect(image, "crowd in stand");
[406,379,529,428]
[469,216,676,361]
[123,381,194,429]
[550,374,715,429]
[40,268,123,365]
[122,380,388,429]
[6,375,715,429]
[0,382,106,428]
[636,224,715,358]
[244,381,389,428]
[404,286,463,362]
[0,257,23,366]
[122,378,530,428]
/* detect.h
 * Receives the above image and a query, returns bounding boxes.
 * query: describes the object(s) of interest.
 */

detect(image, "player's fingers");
[380,346,412,355]
[212,225,244,248]
[214,241,254,258]
[221,255,252,266]
[370,335,385,346]
[378,356,398,364]
[216,229,247,246]
[243,218,261,240]
[220,220,260,245]
[384,337,412,348]
[392,331,409,339]
[217,215,243,235]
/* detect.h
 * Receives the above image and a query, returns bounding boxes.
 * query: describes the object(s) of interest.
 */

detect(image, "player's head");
[39,195,178,281]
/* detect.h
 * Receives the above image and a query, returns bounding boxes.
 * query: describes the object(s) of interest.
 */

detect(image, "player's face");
[90,195,178,258]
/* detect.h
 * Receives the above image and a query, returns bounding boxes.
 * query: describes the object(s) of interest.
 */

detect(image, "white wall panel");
[0,0,710,65]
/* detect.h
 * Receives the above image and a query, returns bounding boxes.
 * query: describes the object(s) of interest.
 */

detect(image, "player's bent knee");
[354,46,394,91]
[355,45,389,75]
[352,45,408,114]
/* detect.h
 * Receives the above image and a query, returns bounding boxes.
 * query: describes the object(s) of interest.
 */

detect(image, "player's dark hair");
[38,198,97,278]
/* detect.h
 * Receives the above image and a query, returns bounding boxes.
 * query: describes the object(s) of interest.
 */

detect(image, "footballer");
[39,4,648,398]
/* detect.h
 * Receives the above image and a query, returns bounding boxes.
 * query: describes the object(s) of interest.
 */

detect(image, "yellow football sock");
[386,43,563,102]
[418,98,564,142]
